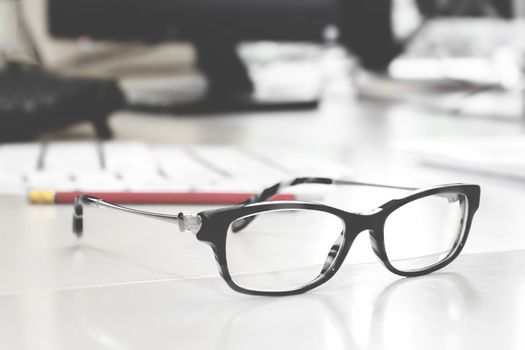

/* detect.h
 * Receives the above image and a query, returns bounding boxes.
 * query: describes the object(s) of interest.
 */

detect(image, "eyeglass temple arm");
[242,177,416,205]
[333,179,416,191]
[72,195,202,238]
[230,177,416,233]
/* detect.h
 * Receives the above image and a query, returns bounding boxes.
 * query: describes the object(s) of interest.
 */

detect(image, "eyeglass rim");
[374,187,476,277]
[196,183,480,296]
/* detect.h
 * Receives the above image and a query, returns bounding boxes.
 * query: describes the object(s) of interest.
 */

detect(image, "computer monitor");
[48,0,337,113]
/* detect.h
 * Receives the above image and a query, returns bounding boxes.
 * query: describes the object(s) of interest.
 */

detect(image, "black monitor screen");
[48,0,336,42]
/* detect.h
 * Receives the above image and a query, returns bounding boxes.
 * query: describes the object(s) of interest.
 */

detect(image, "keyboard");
[0,142,351,195]
[390,18,523,88]
[406,18,517,59]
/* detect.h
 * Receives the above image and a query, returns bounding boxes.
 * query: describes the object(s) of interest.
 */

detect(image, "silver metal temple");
[177,213,203,234]
[334,179,416,191]
[91,198,105,208]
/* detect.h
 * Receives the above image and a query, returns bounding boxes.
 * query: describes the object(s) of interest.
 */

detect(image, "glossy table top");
[0,250,524,350]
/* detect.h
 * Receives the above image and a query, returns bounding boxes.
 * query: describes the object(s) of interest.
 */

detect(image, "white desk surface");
[2,83,525,349]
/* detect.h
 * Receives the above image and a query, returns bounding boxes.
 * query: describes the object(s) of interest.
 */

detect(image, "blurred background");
[3,2,525,349]
[1,0,525,210]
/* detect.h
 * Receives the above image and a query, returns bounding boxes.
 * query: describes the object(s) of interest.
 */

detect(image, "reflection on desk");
[0,251,524,349]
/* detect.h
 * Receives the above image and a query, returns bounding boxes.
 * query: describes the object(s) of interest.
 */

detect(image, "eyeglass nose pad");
[230,216,254,233]
[321,231,345,274]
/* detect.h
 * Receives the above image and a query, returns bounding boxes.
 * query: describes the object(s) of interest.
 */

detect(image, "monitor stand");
[126,35,320,114]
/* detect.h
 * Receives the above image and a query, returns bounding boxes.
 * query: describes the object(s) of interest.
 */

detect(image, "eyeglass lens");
[226,209,345,292]
[383,192,468,272]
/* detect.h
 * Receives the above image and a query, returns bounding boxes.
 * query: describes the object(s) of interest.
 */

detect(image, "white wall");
[0,0,19,51]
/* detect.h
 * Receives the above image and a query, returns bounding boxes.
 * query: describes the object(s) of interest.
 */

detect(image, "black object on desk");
[0,63,124,141]
[48,0,335,114]
[127,34,320,114]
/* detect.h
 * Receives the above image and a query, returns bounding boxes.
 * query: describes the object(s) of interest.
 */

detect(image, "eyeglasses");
[72,177,480,296]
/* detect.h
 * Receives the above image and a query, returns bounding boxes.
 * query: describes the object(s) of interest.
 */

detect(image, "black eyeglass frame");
[72,177,480,296]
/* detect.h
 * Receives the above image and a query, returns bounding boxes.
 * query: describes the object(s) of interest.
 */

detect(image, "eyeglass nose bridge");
[343,208,387,261]
[350,207,385,232]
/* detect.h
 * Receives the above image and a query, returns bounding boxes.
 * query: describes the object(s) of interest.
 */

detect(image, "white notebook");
[399,136,525,181]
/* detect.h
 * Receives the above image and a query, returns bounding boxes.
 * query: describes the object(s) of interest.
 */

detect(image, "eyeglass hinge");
[177,213,202,234]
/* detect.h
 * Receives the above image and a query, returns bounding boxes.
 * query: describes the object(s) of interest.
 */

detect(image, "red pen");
[28,190,295,205]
